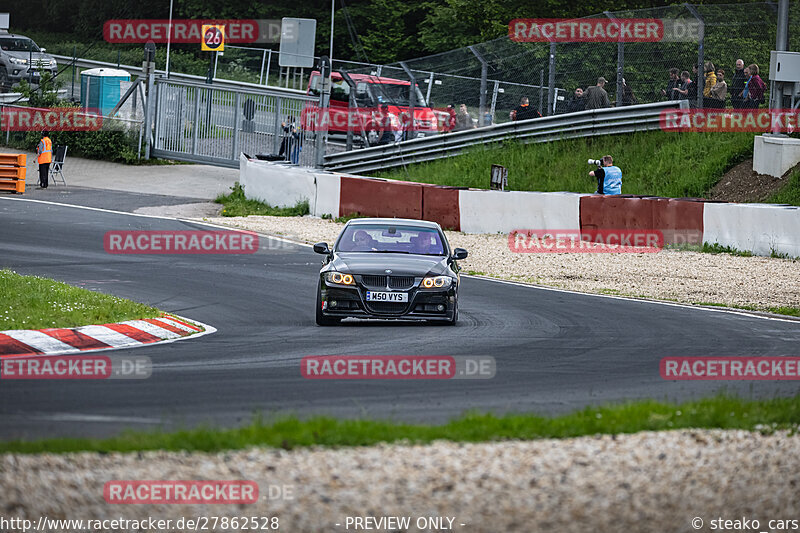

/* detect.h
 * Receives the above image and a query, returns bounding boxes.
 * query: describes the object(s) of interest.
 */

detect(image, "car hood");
[4,50,54,62]
[332,253,449,277]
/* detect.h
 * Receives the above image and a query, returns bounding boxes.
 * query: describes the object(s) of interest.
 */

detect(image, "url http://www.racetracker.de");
[0,515,281,532]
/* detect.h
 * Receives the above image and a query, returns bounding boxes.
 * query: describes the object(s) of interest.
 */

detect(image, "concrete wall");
[458,190,583,234]
[704,203,800,257]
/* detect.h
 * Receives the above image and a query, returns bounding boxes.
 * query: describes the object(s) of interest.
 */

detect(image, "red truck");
[302,71,439,145]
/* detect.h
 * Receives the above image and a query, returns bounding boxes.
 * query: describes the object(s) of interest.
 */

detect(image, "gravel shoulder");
[195,214,800,312]
[3,429,798,532]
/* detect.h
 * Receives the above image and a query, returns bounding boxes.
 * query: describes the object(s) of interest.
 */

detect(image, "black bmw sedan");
[314,218,468,325]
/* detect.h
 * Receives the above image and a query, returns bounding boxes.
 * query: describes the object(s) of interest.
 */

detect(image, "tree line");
[10,0,768,64]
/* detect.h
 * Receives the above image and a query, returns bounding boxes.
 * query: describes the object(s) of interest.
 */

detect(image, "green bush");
[3,129,140,164]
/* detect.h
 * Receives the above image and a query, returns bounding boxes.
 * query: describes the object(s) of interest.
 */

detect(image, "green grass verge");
[2,395,799,454]
[377,131,755,199]
[215,183,310,217]
[0,270,161,330]
[768,166,800,206]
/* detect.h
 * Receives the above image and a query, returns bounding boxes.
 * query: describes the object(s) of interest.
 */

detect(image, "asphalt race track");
[2,191,800,441]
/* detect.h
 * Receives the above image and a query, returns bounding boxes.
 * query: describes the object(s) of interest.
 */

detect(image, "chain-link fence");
[394,2,796,119]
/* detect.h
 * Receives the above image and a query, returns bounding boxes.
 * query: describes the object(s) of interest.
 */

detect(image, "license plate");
[366,291,408,302]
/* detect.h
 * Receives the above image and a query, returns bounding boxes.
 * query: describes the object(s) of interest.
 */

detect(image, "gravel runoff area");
[3,430,799,532]
[197,215,800,312]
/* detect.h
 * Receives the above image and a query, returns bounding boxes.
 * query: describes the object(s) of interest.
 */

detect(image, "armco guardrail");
[0,90,69,104]
[323,100,689,174]
[51,55,306,96]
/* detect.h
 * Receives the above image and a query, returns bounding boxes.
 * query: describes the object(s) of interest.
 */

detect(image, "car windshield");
[0,37,40,52]
[371,83,427,107]
[337,224,445,255]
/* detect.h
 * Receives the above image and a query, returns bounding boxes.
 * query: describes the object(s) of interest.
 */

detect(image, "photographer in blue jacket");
[588,155,622,195]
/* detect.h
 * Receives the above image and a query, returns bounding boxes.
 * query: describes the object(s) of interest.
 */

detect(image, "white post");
[165,0,174,77]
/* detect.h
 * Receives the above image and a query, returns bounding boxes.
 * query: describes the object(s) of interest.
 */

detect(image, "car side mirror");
[313,242,331,255]
[452,248,468,260]
[40,48,46,53]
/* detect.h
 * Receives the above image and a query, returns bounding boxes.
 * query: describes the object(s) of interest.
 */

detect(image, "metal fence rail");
[323,100,687,174]
[51,55,306,102]
[150,78,315,168]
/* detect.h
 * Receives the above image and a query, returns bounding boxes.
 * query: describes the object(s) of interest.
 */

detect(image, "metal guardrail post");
[144,70,155,159]
[232,92,241,160]
[685,4,705,109]
[468,46,489,127]
[192,88,201,155]
[539,70,544,115]
[604,11,625,107]
[259,49,267,85]
[273,95,282,154]
[547,43,556,116]
[399,61,416,138]
[490,80,500,122]
[425,72,434,108]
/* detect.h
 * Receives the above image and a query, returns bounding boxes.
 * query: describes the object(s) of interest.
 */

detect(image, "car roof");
[346,218,442,230]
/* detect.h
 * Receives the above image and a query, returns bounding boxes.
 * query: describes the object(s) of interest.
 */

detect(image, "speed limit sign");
[201,24,225,52]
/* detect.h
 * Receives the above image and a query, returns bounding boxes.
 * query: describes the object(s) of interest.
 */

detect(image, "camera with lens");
[587,159,603,167]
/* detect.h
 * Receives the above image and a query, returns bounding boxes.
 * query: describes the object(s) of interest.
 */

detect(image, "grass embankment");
[378,131,766,199]
[0,270,161,330]
[215,183,310,217]
[3,395,799,454]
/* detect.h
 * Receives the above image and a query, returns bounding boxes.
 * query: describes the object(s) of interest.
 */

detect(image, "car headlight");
[325,272,355,286]
[421,275,452,289]
[49,59,57,67]
[9,57,27,65]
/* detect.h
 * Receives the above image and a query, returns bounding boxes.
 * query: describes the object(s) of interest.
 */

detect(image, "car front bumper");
[320,280,456,322]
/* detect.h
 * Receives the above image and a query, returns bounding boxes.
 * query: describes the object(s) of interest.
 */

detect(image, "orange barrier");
[421,184,461,231]
[339,176,423,219]
[0,153,26,194]
[580,195,705,245]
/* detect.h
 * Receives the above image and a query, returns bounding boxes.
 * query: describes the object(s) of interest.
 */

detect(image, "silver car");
[0,32,58,92]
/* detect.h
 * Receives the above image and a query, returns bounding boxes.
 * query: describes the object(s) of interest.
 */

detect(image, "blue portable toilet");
[80,68,130,115]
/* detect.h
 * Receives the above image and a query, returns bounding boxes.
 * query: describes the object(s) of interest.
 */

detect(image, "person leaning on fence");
[36,131,52,189]
[584,78,611,110]
[589,155,622,195]
[661,68,680,100]
[709,69,728,109]
[510,96,541,121]
[730,59,747,109]
[565,88,585,113]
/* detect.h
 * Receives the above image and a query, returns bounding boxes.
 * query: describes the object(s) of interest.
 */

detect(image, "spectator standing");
[661,68,680,100]
[674,71,691,100]
[36,131,52,189]
[702,61,717,108]
[709,69,728,108]
[375,104,397,145]
[565,88,585,113]
[510,96,541,121]
[686,65,699,105]
[441,104,457,133]
[455,103,475,131]
[621,78,637,106]
[584,77,612,110]
[730,59,747,109]
[742,64,766,109]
